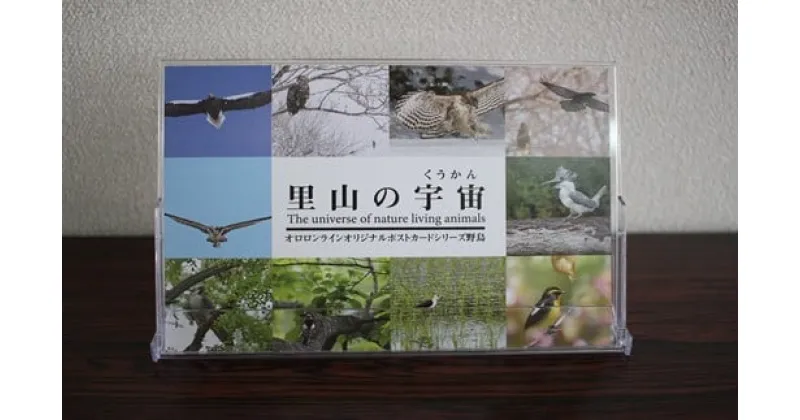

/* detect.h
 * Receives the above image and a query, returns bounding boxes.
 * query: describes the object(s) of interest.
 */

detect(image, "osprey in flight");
[164,213,271,247]
[540,81,609,113]
[393,78,507,139]
[164,91,272,128]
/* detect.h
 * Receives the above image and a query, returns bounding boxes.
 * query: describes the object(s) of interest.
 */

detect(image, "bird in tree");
[286,75,311,115]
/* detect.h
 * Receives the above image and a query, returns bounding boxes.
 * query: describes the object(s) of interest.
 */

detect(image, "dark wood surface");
[63,234,737,419]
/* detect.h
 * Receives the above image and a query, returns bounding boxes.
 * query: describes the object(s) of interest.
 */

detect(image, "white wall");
[62,0,737,235]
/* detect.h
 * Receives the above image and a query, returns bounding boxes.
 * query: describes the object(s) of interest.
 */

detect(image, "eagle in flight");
[164,91,272,128]
[393,77,507,139]
[164,213,271,248]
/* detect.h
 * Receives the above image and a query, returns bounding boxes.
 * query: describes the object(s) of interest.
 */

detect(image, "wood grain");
[63,234,737,419]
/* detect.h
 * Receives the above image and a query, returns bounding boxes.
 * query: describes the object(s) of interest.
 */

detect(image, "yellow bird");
[551,255,577,281]
[523,286,565,331]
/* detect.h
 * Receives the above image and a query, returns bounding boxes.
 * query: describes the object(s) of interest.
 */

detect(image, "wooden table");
[63,234,737,419]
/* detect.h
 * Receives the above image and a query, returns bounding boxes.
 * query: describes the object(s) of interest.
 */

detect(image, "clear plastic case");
[150,60,631,361]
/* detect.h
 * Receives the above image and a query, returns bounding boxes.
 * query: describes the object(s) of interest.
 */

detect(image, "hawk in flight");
[540,81,609,113]
[164,213,271,248]
[164,91,272,128]
[393,77,507,139]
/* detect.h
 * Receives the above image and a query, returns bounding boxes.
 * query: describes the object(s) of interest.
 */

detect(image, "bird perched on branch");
[185,286,215,326]
[394,78,506,139]
[524,286,565,331]
[164,213,271,248]
[286,75,310,115]
[540,80,609,113]
[301,312,316,346]
[415,294,440,310]
[164,91,272,128]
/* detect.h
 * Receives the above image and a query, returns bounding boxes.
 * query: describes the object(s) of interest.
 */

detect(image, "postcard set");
[153,61,626,358]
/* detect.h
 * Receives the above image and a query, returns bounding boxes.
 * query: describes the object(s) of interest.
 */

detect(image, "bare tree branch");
[271,261,375,270]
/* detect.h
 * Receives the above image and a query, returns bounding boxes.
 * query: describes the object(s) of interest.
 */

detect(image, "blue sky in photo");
[163,157,272,258]
[164,65,272,157]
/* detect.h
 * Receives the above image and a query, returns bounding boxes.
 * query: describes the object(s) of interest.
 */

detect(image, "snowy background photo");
[271,65,390,157]
[505,66,612,157]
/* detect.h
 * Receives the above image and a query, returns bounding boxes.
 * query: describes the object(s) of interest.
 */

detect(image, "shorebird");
[524,286,565,331]
[415,294,440,309]
[165,91,272,128]
[540,81,609,113]
[164,213,271,248]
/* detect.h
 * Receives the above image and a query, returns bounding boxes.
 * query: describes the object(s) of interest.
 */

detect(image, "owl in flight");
[286,75,311,115]
[393,78,507,139]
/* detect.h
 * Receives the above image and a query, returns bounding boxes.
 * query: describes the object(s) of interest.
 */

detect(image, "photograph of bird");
[414,294,440,309]
[301,312,316,346]
[184,286,215,326]
[516,122,531,154]
[164,213,271,248]
[258,288,274,319]
[164,91,272,128]
[541,172,607,219]
[524,286,565,331]
[551,255,577,281]
[393,78,506,139]
[285,75,310,115]
[540,80,609,113]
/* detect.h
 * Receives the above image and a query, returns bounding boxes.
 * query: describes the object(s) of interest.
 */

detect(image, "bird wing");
[415,299,432,308]
[585,97,610,113]
[221,91,272,111]
[164,213,213,234]
[541,81,580,99]
[219,216,272,234]
[394,91,449,135]
[466,77,507,115]
[164,100,205,117]
[524,302,550,328]
[568,190,598,208]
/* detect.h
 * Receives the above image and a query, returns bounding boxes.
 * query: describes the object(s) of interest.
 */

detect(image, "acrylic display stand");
[150,60,632,361]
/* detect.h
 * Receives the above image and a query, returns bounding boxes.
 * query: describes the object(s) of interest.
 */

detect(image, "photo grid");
[159,63,616,354]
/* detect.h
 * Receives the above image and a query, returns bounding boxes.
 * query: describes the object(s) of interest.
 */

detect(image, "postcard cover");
[158,63,617,355]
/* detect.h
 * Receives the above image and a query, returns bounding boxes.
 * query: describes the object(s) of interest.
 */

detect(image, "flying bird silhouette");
[165,91,272,128]
[394,77,506,139]
[540,81,609,113]
[164,213,271,247]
